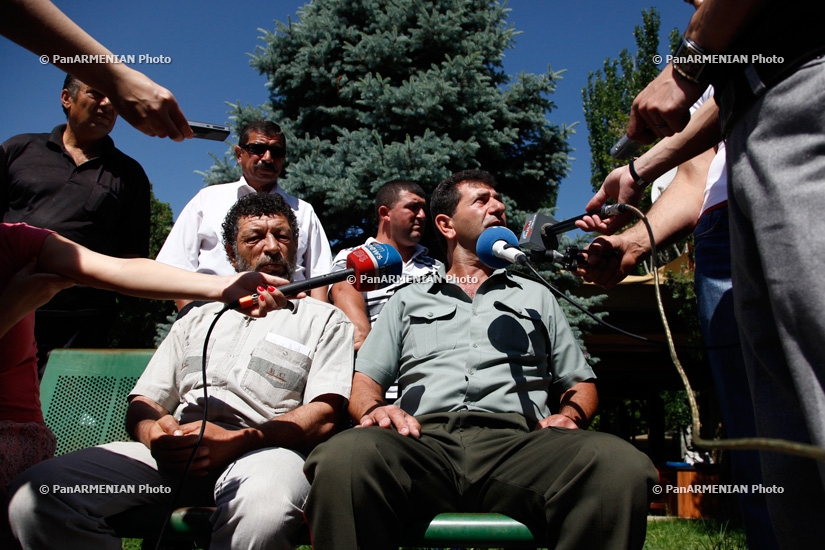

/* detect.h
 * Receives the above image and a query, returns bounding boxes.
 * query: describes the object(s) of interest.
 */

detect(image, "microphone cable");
[153,305,228,549]
[522,257,736,352]
[523,261,664,346]
[574,203,825,462]
[525,204,738,351]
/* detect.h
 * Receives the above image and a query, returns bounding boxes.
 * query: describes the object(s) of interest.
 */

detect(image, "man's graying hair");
[61,73,83,117]
[238,120,285,146]
[222,193,299,256]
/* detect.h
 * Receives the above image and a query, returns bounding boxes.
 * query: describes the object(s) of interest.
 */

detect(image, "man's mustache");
[255,254,289,271]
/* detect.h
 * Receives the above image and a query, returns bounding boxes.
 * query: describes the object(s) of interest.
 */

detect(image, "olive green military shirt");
[355,267,595,424]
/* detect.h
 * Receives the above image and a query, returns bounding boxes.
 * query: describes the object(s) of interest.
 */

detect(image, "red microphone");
[227,242,403,309]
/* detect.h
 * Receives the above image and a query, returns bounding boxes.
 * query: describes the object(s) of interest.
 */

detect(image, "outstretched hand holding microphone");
[226,242,404,310]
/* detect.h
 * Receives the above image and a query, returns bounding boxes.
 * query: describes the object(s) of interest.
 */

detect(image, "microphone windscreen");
[476,226,518,269]
[346,242,403,291]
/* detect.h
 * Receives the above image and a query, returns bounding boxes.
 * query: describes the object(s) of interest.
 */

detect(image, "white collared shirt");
[156,177,332,280]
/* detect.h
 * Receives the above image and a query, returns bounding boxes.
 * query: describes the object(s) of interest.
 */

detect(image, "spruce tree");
[197,0,610,357]
[203,0,572,250]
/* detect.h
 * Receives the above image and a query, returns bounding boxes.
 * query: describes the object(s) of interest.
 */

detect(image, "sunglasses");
[240,143,286,159]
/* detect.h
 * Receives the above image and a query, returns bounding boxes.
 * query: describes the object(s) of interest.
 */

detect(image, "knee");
[581,433,657,490]
[218,468,308,520]
[547,430,655,490]
[7,480,34,535]
[213,452,310,547]
[7,463,54,536]
[217,497,301,543]
[304,428,389,484]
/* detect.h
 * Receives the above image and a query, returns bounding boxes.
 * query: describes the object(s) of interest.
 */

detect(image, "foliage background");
[580,8,706,441]
[202,0,572,249]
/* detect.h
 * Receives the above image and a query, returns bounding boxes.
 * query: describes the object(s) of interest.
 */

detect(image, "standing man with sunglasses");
[158,120,332,306]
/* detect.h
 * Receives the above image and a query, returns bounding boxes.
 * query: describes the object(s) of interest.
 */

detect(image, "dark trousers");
[304,412,656,550]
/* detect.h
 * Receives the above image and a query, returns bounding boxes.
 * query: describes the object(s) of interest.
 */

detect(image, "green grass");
[644,519,748,550]
[122,518,748,549]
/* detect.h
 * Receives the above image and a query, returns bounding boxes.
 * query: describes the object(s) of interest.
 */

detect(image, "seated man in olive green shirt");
[304,169,657,550]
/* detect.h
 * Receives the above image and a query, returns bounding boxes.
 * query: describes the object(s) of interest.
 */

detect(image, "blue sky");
[0,0,693,235]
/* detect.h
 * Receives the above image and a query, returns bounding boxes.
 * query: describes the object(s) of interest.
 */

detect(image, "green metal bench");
[106,506,542,548]
[41,348,547,549]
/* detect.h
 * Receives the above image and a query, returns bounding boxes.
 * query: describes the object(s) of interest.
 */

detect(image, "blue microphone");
[476,226,527,269]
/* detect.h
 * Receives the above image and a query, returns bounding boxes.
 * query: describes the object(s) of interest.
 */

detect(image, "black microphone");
[226,242,403,310]
[519,211,593,253]
[519,212,560,255]
[519,205,628,256]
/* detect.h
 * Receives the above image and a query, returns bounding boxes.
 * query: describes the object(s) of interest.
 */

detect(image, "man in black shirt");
[1,73,151,371]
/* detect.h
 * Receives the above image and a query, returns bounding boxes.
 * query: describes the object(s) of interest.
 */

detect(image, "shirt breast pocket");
[84,180,120,216]
[178,338,214,394]
[489,302,546,358]
[242,336,312,412]
[408,305,457,358]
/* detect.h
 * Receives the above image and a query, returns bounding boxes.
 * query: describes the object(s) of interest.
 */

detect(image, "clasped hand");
[148,415,251,476]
